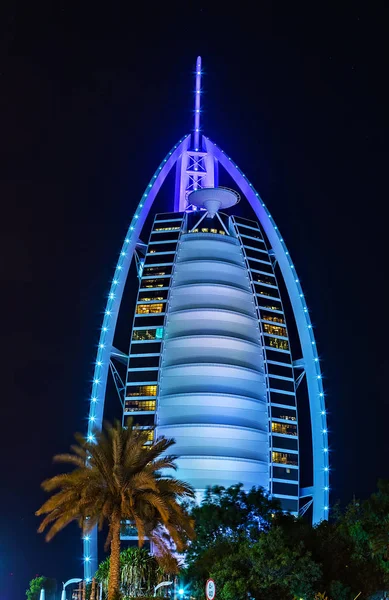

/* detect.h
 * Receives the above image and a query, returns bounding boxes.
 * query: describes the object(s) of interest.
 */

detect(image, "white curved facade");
[156,232,269,493]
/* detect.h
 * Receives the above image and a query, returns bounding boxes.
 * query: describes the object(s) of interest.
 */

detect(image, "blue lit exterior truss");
[83,59,329,579]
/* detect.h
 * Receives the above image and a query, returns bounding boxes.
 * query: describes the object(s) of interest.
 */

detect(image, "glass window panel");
[127,370,158,382]
[270,391,296,406]
[267,363,294,378]
[144,253,175,266]
[272,422,298,436]
[128,355,160,368]
[126,385,157,397]
[134,316,165,328]
[272,451,298,466]
[258,299,283,311]
[272,436,298,451]
[273,482,298,496]
[263,323,287,337]
[255,284,279,298]
[149,242,177,253]
[269,377,295,392]
[265,349,292,364]
[153,226,181,232]
[141,277,170,288]
[138,290,168,302]
[142,266,172,277]
[132,328,164,341]
[271,406,297,420]
[261,311,285,324]
[273,466,299,481]
[266,337,289,351]
[136,303,164,315]
[250,262,274,275]
[125,399,156,412]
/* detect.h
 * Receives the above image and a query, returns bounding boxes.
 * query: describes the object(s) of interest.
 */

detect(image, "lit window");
[155,226,180,232]
[210,228,218,234]
[263,314,285,324]
[138,296,164,302]
[142,278,166,288]
[136,303,164,315]
[125,399,156,412]
[256,275,275,286]
[143,428,154,442]
[272,422,298,436]
[201,228,209,233]
[127,385,157,397]
[132,328,164,341]
[278,414,297,421]
[263,323,287,337]
[219,230,226,235]
[272,451,298,466]
[268,337,289,351]
[143,267,168,276]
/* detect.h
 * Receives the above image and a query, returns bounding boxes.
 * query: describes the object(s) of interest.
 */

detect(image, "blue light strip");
[83,134,190,580]
[205,137,329,523]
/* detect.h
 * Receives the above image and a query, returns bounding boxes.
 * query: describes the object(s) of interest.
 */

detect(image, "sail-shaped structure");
[82,57,329,579]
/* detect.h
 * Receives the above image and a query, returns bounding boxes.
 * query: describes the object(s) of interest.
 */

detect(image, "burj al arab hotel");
[83,57,329,578]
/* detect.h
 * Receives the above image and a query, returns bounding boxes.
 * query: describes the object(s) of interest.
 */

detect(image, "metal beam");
[300,486,314,498]
[109,360,125,408]
[299,497,313,516]
[295,370,306,389]
[110,347,128,365]
[293,357,305,369]
[136,240,147,255]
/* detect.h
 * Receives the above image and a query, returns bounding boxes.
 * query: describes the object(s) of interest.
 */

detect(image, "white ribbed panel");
[156,232,269,493]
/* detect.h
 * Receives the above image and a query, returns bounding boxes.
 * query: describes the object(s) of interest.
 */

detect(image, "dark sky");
[1,2,389,597]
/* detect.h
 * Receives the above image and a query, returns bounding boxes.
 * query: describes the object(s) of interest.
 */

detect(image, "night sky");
[1,2,389,598]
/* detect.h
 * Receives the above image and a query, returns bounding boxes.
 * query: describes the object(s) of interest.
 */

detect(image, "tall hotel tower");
[83,58,329,578]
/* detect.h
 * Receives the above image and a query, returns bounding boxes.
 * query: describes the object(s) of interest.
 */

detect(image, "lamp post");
[61,578,83,600]
[154,581,173,597]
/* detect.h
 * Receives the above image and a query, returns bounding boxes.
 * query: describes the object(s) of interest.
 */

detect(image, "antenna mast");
[193,56,202,150]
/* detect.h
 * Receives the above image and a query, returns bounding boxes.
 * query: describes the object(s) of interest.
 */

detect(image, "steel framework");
[82,57,329,579]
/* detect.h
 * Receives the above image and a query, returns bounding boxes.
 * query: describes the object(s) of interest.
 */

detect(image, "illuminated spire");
[194,56,202,150]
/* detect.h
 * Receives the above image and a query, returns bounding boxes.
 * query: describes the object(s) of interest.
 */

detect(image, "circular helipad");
[188,187,240,216]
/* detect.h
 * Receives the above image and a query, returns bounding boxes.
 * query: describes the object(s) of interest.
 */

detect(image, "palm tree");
[95,546,178,599]
[36,419,195,600]
[120,547,159,597]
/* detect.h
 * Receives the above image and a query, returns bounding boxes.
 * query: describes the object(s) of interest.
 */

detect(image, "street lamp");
[154,581,173,597]
[61,578,82,600]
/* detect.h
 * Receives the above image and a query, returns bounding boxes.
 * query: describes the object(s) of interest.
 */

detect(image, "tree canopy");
[184,483,389,600]
[26,576,57,600]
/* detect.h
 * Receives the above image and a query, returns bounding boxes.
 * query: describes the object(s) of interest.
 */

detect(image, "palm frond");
[37,419,194,575]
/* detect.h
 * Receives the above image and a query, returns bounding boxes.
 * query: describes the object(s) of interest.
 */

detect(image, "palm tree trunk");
[90,578,96,600]
[108,517,121,600]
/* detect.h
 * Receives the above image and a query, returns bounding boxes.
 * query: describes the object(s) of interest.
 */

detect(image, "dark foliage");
[185,483,389,600]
